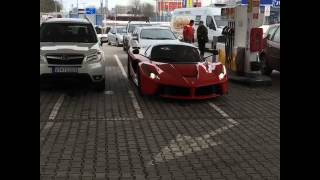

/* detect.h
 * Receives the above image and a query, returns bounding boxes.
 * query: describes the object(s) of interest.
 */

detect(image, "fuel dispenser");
[222,22,235,71]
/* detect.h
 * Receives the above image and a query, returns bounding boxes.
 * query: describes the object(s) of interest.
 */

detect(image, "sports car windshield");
[141,29,176,40]
[151,45,202,63]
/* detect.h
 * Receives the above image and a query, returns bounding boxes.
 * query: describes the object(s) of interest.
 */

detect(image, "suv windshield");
[151,45,201,63]
[141,29,176,40]
[40,23,98,43]
[214,16,228,28]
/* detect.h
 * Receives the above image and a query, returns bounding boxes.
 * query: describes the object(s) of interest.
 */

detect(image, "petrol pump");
[218,0,268,83]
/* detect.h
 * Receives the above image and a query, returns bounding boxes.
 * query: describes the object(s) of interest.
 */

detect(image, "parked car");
[95,25,108,43]
[127,42,227,99]
[123,21,153,51]
[107,26,127,46]
[40,18,106,90]
[259,24,280,75]
[129,26,180,49]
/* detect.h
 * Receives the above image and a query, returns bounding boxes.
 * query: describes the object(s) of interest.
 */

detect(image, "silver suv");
[40,18,106,90]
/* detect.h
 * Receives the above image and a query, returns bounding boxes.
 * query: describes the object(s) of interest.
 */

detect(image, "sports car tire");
[260,55,272,76]
[127,57,132,80]
[137,69,144,96]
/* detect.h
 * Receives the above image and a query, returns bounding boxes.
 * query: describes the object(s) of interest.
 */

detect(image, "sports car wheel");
[137,69,144,96]
[260,55,272,76]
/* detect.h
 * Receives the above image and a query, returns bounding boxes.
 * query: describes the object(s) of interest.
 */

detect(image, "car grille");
[159,86,191,96]
[195,85,221,96]
[46,54,84,65]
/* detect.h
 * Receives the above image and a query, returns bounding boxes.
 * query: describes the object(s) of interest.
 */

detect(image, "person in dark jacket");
[197,21,208,56]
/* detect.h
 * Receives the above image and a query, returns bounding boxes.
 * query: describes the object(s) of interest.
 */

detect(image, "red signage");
[158,2,183,11]
[158,0,201,12]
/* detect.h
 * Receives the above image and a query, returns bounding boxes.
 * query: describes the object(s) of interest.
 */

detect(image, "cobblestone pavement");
[40,44,280,180]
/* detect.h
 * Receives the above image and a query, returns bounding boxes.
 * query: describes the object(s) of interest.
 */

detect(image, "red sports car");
[127,42,228,99]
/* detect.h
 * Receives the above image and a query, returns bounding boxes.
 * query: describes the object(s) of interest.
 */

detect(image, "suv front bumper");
[40,62,105,83]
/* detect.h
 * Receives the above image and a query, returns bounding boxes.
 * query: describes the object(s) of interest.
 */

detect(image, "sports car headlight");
[218,65,227,80]
[141,64,160,80]
[40,55,45,64]
[86,51,102,64]
[149,72,160,80]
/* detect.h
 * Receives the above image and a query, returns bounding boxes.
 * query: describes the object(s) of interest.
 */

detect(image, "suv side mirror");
[132,49,139,54]
[101,37,108,43]
[132,34,138,41]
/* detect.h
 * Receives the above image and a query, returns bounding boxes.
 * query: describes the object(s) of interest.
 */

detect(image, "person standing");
[183,20,195,43]
[197,21,208,56]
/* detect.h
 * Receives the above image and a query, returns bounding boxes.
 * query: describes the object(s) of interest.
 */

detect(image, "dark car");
[259,24,280,75]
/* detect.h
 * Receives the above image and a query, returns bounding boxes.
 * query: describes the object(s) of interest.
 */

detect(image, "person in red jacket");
[183,20,195,43]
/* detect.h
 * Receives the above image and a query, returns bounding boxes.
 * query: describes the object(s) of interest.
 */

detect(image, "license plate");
[52,67,78,73]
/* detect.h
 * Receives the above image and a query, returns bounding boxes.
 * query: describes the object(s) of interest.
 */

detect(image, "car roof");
[43,18,90,24]
[136,26,171,30]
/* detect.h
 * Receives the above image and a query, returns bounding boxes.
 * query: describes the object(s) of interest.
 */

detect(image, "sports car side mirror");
[211,49,219,55]
[132,49,139,54]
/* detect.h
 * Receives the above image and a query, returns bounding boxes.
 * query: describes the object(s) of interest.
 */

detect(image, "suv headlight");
[86,51,103,64]
[40,55,45,64]
[218,65,227,80]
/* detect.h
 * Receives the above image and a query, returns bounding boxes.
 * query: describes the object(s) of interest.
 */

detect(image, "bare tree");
[40,0,63,12]
[131,0,141,16]
[142,3,155,19]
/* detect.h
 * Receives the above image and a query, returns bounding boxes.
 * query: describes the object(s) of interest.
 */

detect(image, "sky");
[62,0,220,11]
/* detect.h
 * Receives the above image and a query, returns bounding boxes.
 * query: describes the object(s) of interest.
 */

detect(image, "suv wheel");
[260,55,272,76]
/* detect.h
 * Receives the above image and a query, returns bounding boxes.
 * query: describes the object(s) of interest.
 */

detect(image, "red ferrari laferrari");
[127,42,228,99]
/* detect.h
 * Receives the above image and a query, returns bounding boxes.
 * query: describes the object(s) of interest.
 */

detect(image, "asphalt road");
[40,43,280,180]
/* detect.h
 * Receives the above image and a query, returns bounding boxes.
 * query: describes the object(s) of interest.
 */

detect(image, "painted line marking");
[148,103,239,165]
[208,102,239,125]
[113,54,144,119]
[114,54,127,78]
[128,90,144,119]
[49,94,65,120]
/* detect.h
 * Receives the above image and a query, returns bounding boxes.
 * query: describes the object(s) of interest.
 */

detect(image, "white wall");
[234,5,247,48]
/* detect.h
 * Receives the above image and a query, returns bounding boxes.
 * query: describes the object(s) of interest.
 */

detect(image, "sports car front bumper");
[139,71,228,99]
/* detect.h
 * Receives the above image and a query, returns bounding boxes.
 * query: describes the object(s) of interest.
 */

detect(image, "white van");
[171,6,229,49]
